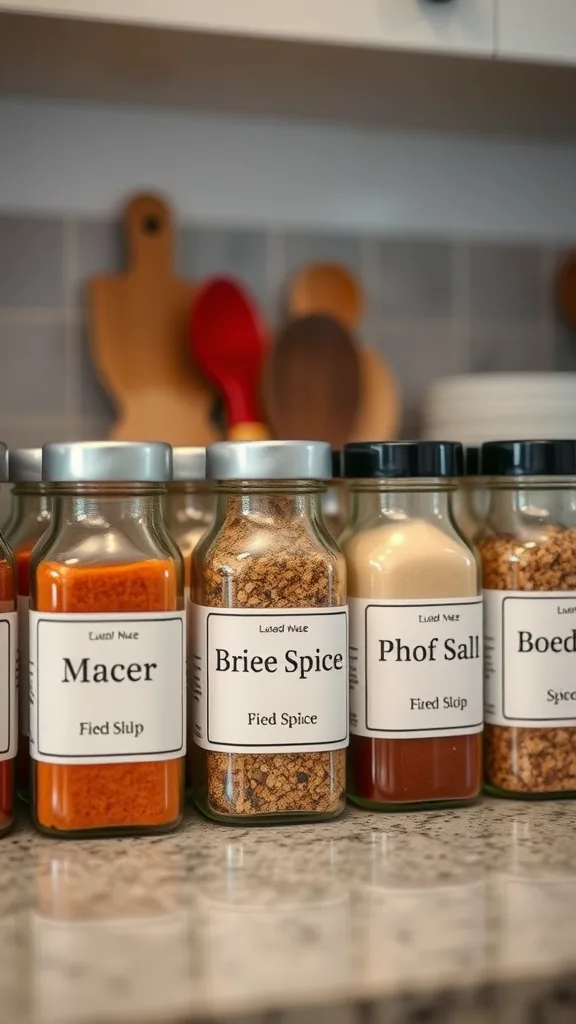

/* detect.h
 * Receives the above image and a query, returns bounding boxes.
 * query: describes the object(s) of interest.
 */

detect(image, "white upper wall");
[1,98,576,240]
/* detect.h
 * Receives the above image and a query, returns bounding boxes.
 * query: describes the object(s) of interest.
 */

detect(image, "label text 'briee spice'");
[213,645,344,678]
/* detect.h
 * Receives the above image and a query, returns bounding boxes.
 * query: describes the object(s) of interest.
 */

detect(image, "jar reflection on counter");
[342,441,483,811]
[0,443,16,835]
[34,844,190,1024]
[191,440,348,825]
[163,447,214,592]
[4,448,51,800]
[198,836,350,1003]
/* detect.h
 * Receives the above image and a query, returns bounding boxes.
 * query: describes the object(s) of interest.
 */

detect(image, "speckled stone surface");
[3,799,576,1023]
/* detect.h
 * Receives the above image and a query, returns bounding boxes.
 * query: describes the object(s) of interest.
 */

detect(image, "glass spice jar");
[29,442,186,838]
[452,446,488,547]
[164,447,214,595]
[479,440,576,799]
[164,448,213,793]
[4,448,51,800]
[343,442,483,811]
[191,440,348,825]
[0,444,16,835]
[321,450,348,541]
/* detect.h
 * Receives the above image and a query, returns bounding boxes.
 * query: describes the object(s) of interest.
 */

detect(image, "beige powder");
[345,518,477,600]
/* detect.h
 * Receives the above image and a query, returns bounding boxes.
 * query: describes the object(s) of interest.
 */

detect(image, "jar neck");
[214,481,326,524]
[47,484,166,540]
[5,483,51,539]
[485,477,576,531]
[348,479,456,529]
[165,483,214,521]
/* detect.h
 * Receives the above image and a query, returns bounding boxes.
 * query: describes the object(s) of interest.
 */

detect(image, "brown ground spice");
[480,526,576,795]
[193,494,346,820]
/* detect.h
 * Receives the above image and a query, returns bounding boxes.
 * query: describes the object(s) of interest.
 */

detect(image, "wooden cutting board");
[89,193,220,445]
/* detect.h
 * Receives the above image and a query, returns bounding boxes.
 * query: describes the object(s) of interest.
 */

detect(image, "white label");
[0,613,17,761]
[18,595,29,737]
[191,605,348,753]
[29,611,185,764]
[349,597,483,739]
[485,589,576,726]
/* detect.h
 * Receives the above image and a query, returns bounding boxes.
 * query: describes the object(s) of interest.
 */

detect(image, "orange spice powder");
[0,558,15,832]
[33,559,183,835]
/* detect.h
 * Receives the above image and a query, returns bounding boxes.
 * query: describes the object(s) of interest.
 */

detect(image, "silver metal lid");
[42,442,172,482]
[0,444,7,483]
[8,448,42,483]
[206,441,332,480]
[171,447,206,482]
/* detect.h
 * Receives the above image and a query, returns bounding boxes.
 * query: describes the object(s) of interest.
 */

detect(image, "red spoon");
[189,277,269,441]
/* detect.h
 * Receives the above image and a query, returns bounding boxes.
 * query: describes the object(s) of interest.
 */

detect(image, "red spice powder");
[34,560,183,835]
[348,733,481,808]
[15,544,32,795]
[0,559,14,832]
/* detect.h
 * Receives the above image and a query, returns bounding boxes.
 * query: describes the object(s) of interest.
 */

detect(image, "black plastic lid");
[331,450,342,479]
[464,446,481,476]
[343,441,464,479]
[481,440,576,476]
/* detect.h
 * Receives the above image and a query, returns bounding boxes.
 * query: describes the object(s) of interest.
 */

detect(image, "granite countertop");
[3,799,576,1024]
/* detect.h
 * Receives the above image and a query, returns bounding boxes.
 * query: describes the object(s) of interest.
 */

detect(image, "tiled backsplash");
[0,213,573,447]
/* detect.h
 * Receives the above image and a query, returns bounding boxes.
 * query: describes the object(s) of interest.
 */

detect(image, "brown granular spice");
[480,527,576,795]
[192,493,346,821]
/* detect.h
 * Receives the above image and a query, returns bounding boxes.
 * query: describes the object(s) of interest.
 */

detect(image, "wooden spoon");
[189,277,269,441]
[89,193,219,445]
[263,314,360,448]
[287,261,400,440]
[289,262,362,329]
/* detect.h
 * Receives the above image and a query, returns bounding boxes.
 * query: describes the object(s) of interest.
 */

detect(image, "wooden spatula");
[263,314,360,448]
[89,193,220,445]
[189,277,269,441]
[287,261,400,440]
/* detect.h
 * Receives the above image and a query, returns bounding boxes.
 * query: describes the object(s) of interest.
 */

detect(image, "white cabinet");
[497,0,576,65]
[0,0,496,55]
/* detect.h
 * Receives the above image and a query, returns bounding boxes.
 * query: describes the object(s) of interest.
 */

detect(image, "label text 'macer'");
[62,658,158,684]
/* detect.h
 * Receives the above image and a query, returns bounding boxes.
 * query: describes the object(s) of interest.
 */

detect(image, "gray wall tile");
[470,326,554,372]
[469,243,543,326]
[0,318,68,415]
[0,415,78,449]
[0,216,64,310]
[73,220,124,310]
[177,226,268,313]
[73,415,116,441]
[72,321,116,425]
[376,238,454,322]
[372,323,464,437]
[554,322,576,371]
